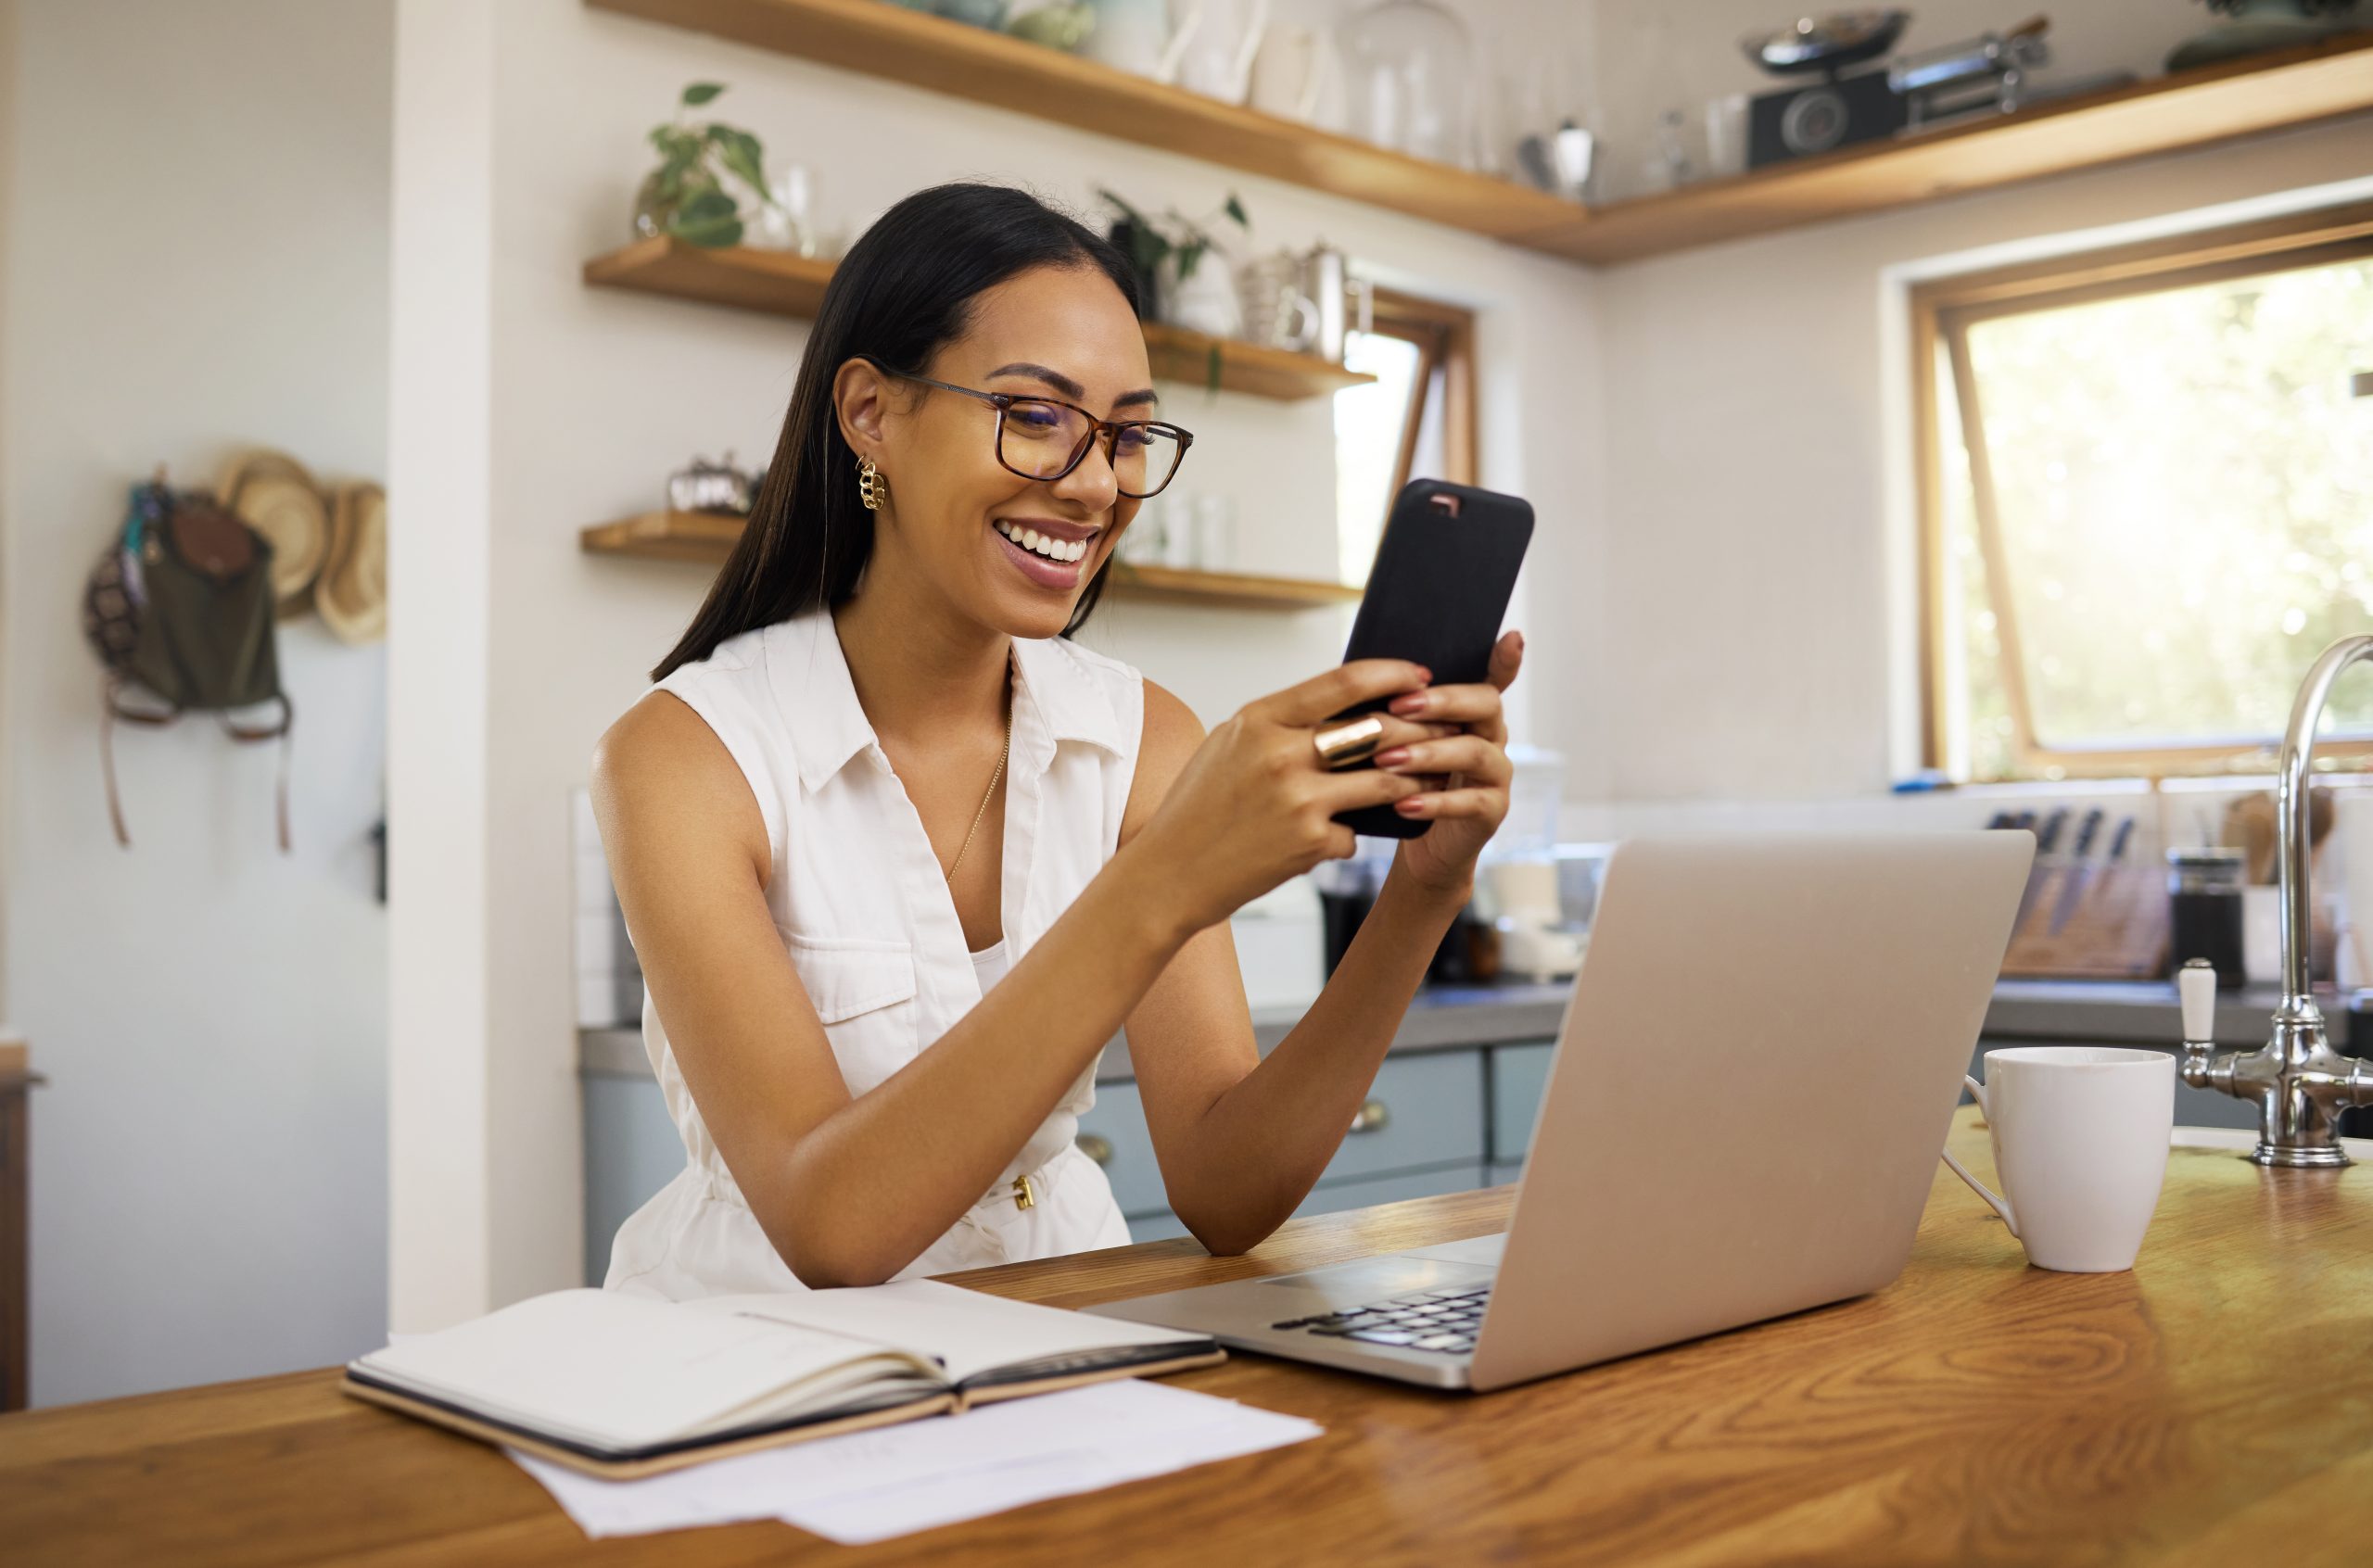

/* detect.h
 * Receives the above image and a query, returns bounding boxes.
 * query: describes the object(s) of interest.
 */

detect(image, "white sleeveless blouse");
[605,608,1140,1299]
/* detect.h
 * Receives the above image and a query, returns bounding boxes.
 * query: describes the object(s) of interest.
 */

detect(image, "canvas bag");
[82,478,295,851]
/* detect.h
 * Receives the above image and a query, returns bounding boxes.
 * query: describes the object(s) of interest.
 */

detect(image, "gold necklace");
[942,700,1011,884]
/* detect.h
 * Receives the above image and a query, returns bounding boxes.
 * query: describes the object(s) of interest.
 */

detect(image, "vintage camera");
[1747,69,1908,165]
[1740,8,1910,167]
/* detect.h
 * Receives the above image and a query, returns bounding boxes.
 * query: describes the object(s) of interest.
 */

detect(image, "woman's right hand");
[1127,660,1453,937]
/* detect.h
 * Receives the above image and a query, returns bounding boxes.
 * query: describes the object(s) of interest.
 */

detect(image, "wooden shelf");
[586,0,2373,265]
[582,511,1363,609]
[582,234,834,315]
[584,237,1373,399]
[1510,32,2373,263]
[1104,562,1362,609]
[584,0,1583,240]
[1139,322,1372,398]
[579,509,752,563]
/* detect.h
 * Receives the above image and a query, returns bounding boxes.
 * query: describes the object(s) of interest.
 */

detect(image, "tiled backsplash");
[568,777,2373,1032]
[572,788,643,1030]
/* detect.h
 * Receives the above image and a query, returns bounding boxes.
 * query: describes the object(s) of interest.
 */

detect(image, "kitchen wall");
[1555,1,2373,805]
[0,0,395,1403]
[386,0,1608,1329]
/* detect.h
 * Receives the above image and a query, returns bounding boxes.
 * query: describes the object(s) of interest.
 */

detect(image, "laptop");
[1087,830,2035,1392]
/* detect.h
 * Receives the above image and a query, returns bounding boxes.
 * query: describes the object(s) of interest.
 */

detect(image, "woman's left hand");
[1377,629,1525,895]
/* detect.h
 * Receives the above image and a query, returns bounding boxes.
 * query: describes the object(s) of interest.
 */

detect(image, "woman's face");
[843,263,1160,640]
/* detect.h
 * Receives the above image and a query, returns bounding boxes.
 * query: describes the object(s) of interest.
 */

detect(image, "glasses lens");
[997,398,1096,479]
[1111,424,1186,498]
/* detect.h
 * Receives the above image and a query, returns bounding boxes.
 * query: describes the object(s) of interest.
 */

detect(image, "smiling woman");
[590,183,1524,1297]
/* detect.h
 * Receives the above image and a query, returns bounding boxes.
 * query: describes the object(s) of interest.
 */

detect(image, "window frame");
[1913,199,2373,779]
[1365,286,1478,491]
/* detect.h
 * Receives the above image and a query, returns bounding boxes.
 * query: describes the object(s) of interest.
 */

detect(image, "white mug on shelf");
[1941,1045,2174,1272]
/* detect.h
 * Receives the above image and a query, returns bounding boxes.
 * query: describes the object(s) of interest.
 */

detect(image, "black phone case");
[1330,479,1534,840]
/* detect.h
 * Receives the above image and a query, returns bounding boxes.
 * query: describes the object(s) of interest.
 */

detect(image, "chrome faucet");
[2179,635,2373,1167]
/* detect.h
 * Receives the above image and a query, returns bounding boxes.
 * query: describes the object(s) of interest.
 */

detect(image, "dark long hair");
[652,183,1141,680]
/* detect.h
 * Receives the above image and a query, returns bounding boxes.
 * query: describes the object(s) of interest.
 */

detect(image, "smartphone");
[1330,479,1534,840]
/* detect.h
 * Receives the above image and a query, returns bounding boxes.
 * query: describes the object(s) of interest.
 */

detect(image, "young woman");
[592,183,1523,1296]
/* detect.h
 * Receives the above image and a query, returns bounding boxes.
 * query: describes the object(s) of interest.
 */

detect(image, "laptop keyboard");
[1270,1283,1491,1354]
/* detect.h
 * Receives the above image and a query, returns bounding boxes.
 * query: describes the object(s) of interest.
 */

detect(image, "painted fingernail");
[1390,693,1428,716]
[1395,795,1428,816]
[1374,746,1411,768]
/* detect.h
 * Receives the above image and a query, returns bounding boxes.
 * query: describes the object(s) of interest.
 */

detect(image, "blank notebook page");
[702,1279,1210,1386]
[357,1288,933,1451]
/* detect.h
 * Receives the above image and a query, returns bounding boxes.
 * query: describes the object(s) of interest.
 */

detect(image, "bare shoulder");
[1122,677,1208,840]
[1140,677,1206,760]
[590,689,769,877]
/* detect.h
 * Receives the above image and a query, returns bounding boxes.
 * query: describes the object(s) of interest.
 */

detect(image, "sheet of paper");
[697,1279,1208,1385]
[511,1379,1321,1542]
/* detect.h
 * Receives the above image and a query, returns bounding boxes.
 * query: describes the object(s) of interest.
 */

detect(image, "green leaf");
[1098,186,1157,234]
[1127,227,1169,275]
[649,126,702,168]
[1222,192,1250,229]
[681,82,725,107]
[1174,238,1207,282]
[676,214,745,247]
[675,187,739,223]
[669,185,744,247]
[1205,342,1222,395]
[706,126,768,200]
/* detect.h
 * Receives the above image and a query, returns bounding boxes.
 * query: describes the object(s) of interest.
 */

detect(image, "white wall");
[1550,0,2373,803]
[384,0,1606,1326]
[1577,118,2373,804]
[386,0,500,1337]
[0,0,394,1404]
[0,0,17,1016]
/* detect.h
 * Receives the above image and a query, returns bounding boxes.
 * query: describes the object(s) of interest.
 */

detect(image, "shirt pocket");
[779,929,920,1087]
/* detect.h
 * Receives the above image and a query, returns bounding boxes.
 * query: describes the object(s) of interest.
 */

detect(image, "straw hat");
[217,449,328,617]
[317,481,387,644]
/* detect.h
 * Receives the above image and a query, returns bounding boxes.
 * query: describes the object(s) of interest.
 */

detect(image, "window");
[1334,289,1477,584]
[1917,203,2373,780]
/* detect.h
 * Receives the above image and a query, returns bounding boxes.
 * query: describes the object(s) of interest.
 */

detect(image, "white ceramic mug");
[1941,1046,2174,1272]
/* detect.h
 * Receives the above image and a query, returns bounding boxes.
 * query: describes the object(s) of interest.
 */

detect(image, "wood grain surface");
[582,240,1376,402]
[5,1107,2369,1566]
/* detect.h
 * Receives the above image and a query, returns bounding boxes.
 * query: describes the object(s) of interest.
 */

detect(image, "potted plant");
[633,82,780,247]
[1098,188,1250,336]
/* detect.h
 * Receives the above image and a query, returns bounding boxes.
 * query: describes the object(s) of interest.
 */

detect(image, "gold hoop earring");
[857,454,887,512]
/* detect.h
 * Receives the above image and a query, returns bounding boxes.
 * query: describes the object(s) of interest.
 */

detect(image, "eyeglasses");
[865,358,1194,499]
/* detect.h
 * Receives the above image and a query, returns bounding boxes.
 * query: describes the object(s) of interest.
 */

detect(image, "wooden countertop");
[6,1107,2370,1565]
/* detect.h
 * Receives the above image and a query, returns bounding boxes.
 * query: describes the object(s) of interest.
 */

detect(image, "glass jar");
[1339,0,1476,167]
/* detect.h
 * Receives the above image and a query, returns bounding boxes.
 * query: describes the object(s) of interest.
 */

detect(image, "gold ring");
[1313,714,1386,771]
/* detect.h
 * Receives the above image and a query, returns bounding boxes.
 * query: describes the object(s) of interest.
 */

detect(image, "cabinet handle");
[1076,1132,1114,1167]
[1349,1099,1391,1135]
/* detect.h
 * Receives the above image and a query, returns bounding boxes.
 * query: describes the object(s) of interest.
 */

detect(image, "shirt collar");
[767,611,1123,795]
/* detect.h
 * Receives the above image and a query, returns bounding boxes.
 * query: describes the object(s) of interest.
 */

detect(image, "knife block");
[1998,862,2170,980]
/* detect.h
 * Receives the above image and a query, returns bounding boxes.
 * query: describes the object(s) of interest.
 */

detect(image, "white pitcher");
[1166,0,1270,100]
[1246,22,1336,122]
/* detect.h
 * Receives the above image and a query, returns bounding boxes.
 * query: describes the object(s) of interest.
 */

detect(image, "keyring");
[1313,715,1386,771]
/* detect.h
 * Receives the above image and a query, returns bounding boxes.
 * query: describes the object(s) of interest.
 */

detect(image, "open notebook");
[345,1280,1224,1478]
